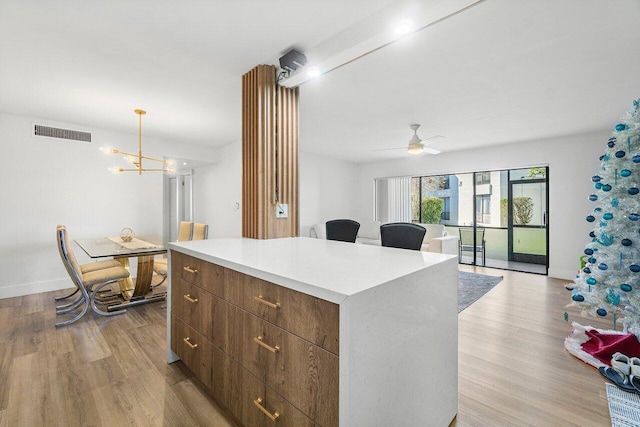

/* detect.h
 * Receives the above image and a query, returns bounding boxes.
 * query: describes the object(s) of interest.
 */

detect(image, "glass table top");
[74,234,167,258]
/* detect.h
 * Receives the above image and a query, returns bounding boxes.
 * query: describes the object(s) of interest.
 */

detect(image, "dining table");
[74,234,168,311]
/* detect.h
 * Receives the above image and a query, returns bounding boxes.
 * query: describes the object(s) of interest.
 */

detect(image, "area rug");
[606,383,640,426]
[458,271,503,313]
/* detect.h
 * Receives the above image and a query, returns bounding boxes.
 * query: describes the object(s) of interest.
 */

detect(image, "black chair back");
[326,219,360,243]
[380,222,426,251]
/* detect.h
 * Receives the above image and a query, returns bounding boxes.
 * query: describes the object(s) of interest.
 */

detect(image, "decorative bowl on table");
[120,227,134,242]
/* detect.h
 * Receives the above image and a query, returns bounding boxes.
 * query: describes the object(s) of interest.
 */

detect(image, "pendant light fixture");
[103,109,174,174]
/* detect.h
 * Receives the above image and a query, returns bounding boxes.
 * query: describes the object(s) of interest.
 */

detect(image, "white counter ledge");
[169,236,456,304]
[168,236,458,426]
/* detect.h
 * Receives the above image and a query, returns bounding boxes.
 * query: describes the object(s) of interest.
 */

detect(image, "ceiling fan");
[372,124,445,155]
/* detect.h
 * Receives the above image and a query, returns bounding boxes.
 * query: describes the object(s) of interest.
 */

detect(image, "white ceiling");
[1,0,639,164]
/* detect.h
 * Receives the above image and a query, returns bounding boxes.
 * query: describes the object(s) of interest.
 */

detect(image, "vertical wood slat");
[276,85,299,236]
[242,64,298,239]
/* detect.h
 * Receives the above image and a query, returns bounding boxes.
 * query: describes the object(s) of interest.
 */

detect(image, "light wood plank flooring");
[0,269,613,426]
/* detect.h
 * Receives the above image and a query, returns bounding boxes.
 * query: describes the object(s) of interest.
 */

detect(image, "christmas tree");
[571,99,640,334]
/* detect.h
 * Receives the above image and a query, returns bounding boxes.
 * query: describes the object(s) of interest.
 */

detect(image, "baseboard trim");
[0,278,73,300]
[548,268,578,281]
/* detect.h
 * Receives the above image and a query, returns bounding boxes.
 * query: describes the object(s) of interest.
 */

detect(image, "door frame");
[507,169,549,268]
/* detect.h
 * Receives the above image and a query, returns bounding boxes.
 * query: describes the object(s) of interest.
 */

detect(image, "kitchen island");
[167,237,458,426]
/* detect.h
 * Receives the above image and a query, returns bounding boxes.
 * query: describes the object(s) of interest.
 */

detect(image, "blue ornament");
[630,213,640,221]
[592,175,602,182]
[589,231,596,238]
[602,184,612,192]
[608,141,616,148]
[572,294,585,302]
[616,123,629,131]
[595,208,603,213]
[615,151,626,158]
[621,284,633,292]
[634,155,640,163]
[589,257,597,264]
[630,188,640,195]
[621,169,632,177]
[631,265,640,272]
[587,277,597,285]
[603,213,613,220]
[612,198,620,207]
[589,194,598,201]
[595,182,603,189]
[595,233,614,246]
[597,308,607,316]
[586,215,596,222]
[583,267,592,273]
[598,263,608,270]
[622,239,632,246]
[584,248,594,255]
[609,137,617,142]
[606,290,621,306]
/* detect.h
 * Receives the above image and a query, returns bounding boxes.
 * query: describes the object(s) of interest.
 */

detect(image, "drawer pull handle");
[183,266,198,274]
[254,336,280,353]
[253,397,280,421]
[183,337,198,349]
[254,295,281,309]
[183,294,198,304]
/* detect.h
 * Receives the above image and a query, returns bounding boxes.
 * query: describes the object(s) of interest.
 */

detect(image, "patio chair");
[458,227,486,266]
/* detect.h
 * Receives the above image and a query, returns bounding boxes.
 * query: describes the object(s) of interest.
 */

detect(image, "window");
[475,172,491,185]
[476,195,491,224]
[441,197,451,220]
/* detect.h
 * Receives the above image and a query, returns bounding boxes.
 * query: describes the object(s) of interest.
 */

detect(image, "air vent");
[33,124,91,143]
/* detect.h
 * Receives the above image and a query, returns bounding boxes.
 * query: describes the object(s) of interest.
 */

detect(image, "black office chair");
[380,223,426,251]
[326,219,360,243]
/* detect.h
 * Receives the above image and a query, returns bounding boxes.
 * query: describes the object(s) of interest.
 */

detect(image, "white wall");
[194,141,242,238]
[0,113,218,298]
[299,151,360,237]
[354,131,608,279]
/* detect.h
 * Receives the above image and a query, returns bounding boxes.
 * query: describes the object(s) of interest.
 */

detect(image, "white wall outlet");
[276,203,288,218]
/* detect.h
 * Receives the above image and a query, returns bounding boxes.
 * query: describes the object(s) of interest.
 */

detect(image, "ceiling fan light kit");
[371,123,444,155]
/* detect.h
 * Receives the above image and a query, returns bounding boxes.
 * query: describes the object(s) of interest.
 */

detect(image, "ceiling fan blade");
[422,135,446,143]
[371,146,406,152]
[422,146,441,155]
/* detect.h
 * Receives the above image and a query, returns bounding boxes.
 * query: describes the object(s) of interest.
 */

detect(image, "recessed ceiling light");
[394,20,414,35]
[307,67,321,78]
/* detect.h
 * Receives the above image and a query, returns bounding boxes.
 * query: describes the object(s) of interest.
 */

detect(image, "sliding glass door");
[508,168,548,266]
[375,166,549,274]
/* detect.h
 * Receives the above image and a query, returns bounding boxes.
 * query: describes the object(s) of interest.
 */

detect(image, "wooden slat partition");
[242,65,299,239]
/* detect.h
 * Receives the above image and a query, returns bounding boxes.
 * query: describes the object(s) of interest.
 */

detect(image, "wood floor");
[0,269,613,426]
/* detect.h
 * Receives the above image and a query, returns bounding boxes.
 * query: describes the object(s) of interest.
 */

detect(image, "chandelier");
[103,109,174,174]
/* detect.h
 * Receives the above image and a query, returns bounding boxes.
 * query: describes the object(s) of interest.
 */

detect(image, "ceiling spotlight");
[395,20,414,35]
[307,67,321,78]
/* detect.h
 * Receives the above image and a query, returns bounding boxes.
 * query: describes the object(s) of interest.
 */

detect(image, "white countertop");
[169,237,456,303]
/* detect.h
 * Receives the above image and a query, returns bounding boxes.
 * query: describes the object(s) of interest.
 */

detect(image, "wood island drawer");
[173,277,242,359]
[243,275,340,355]
[171,251,230,298]
[241,310,338,422]
[171,315,213,390]
[241,368,314,427]
[171,276,213,337]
